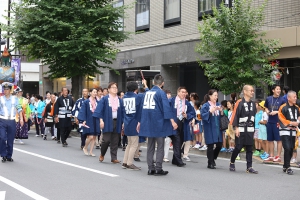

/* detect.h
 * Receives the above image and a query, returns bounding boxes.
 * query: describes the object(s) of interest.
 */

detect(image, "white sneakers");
[193,144,200,149]
[14,139,24,144]
[199,145,207,150]
[182,156,191,162]
[163,158,169,162]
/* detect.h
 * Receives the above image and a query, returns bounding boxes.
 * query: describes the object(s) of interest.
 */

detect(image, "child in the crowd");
[227,100,235,152]
[258,101,269,159]
[253,100,263,156]
[193,101,202,149]
[220,100,228,152]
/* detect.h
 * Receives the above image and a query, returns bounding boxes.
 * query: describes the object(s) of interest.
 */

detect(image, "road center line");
[0,176,48,200]
[14,148,119,177]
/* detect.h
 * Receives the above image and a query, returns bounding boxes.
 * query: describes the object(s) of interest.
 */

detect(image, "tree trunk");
[71,75,81,101]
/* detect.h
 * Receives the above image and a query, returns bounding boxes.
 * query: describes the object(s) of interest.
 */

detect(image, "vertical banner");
[0,58,20,84]
[11,58,21,85]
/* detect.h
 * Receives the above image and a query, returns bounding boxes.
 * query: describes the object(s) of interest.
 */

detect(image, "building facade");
[40,0,300,99]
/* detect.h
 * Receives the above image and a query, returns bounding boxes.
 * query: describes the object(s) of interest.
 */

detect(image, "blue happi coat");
[200,102,223,144]
[137,86,174,138]
[93,95,123,134]
[77,99,100,135]
[72,97,89,132]
[169,97,196,141]
[122,91,143,136]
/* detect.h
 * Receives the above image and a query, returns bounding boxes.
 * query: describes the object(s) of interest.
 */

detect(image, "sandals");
[89,153,96,157]
[83,148,88,155]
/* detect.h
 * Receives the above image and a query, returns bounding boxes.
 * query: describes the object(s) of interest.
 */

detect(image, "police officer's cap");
[1,82,13,90]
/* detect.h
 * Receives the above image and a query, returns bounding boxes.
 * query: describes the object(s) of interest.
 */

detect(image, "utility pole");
[7,0,11,49]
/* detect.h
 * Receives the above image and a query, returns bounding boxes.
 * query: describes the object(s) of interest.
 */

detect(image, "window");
[198,0,221,19]
[113,0,124,31]
[164,0,181,27]
[136,0,150,31]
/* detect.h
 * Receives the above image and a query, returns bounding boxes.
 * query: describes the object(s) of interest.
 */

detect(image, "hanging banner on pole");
[0,58,21,85]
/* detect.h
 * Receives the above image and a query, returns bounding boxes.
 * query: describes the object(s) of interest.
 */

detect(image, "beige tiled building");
[41,0,300,98]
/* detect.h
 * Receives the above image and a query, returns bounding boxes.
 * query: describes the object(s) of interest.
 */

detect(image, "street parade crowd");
[1,74,300,176]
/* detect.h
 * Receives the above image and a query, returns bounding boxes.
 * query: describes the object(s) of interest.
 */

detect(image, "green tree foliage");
[195,0,281,95]
[1,0,129,98]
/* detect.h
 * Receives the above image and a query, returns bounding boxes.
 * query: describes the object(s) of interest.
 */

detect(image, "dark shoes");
[96,145,100,149]
[134,158,141,162]
[283,167,293,175]
[172,162,186,167]
[246,167,258,174]
[6,157,13,162]
[148,170,155,175]
[229,163,235,171]
[99,155,104,162]
[177,163,186,167]
[111,160,121,164]
[62,143,68,147]
[154,169,168,176]
[57,140,61,144]
[2,157,13,162]
[207,164,216,169]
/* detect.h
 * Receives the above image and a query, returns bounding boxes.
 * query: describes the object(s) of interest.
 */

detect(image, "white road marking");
[263,164,300,170]
[0,191,6,200]
[14,148,119,177]
[0,177,48,200]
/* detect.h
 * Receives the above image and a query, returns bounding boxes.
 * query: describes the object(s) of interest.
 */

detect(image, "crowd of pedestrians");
[1,78,300,176]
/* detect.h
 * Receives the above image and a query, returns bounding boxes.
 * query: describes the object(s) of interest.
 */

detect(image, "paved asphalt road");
[0,130,299,200]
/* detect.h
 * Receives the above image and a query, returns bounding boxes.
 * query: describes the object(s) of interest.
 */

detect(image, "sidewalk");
[69,130,300,168]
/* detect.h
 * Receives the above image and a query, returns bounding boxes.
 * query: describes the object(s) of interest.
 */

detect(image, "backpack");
[220,114,229,131]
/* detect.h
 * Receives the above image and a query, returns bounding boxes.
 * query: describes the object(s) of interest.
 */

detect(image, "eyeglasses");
[110,87,118,89]
[4,88,10,90]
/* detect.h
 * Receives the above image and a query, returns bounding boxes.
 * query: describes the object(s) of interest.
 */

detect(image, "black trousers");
[281,135,295,169]
[122,135,127,147]
[100,120,119,160]
[27,119,32,132]
[81,133,87,147]
[231,144,253,169]
[34,117,44,135]
[207,142,222,165]
[57,128,60,141]
[60,127,70,144]
[169,120,184,165]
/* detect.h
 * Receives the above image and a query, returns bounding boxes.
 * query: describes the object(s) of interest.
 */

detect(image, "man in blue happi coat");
[93,82,123,164]
[137,74,178,176]
[72,88,89,149]
[121,81,144,170]
[169,87,195,167]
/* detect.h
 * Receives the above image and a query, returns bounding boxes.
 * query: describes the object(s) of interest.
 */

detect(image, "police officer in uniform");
[0,82,24,162]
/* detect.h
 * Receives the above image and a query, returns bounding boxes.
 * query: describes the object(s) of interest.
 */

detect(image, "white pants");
[164,137,172,158]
